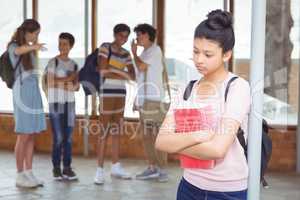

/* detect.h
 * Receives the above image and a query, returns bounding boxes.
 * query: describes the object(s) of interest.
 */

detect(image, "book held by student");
[174,105,216,169]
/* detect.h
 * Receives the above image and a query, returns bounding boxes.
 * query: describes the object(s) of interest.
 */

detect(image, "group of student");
[7,9,251,200]
[8,19,169,187]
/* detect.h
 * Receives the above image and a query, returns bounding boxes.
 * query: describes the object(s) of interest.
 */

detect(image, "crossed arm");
[47,71,79,91]
[97,55,135,81]
[155,114,240,160]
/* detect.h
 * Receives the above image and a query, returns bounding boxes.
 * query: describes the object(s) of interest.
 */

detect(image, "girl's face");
[25,29,40,44]
[114,31,129,46]
[193,37,231,76]
[59,38,72,55]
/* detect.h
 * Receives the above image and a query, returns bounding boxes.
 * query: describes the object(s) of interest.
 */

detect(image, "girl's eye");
[206,54,213,58]
[193,50,199,54]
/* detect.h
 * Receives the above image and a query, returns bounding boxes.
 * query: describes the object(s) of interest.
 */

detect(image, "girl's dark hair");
[134,23,156,42]
[8,19,41,70]
[113,23,131,35]
[59,32,75,47]
[194,9,235,52]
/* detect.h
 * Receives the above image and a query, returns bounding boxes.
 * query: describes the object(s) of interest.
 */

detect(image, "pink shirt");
[168,72,251,192]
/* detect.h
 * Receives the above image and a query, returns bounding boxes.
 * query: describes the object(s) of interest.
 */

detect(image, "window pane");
[25,0,33,19]
[98,0,153,118]
[38,0,85,114]
[0,1,23,112]
[235,0,299,126]
[165,0,223,83]
[262,0,299,126]
[234,1,252,59]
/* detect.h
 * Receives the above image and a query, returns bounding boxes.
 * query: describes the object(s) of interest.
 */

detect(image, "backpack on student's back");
[183,77,272,178]
[79,46,112,96]
[42,58,58,97]
[0,51,22,89]
[79,48,101,96]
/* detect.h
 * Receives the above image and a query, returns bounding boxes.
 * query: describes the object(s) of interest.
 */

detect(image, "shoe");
[16,172,39,188]
[262,178,270,189]
[94,167,104,185]
[25,170,44,187]
[157,169,169,183]
[62,167,78,181]
[136,167,159,180]
[111,162,131,179]
[53,167,63,181]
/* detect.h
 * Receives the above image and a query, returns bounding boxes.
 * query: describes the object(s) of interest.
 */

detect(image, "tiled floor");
[0,150,299,200]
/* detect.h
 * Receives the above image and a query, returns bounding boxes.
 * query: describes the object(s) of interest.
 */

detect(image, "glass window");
[165,0,223,86]
[291,0,300,59]
[262,0,299,126]
[98,0,153,118]
[0,1,23,112]
[286,0,299,125]
[38,0,85,114]
[234,1,252,60]
[235,0,299,126]
[25,0,33,19]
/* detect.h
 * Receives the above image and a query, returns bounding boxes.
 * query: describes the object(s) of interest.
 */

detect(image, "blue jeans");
[177,178,247,200]
[49,102,75,168]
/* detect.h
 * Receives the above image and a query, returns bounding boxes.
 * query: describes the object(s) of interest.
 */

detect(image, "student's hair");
[59,32,75,47]
[113,23,131,35]
[194,9,235,53]
[134,23,156,42]
[8,19,40,70]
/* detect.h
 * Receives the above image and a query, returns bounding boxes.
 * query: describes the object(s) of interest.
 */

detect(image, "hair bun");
[206,9,232,30]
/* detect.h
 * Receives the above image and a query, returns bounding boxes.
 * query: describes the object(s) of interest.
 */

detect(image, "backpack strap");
[15,56,22,70]
[16,56,23,85]
[224,76,248,156]
[224,76,238,102]
[183,80,197,100]
[184,76,239,101]
[55,57,58,68]
[108,45,112,62]
[74,63,78,71]
[44,57,57,74]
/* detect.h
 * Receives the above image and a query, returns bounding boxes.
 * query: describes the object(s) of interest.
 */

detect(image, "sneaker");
[53,168,63,181]
[16,172,39,188]
[111,162,131,179]
[262,178,270,189]
[94,167,104,185]
[62,167,78,181]
[157,169,169,183]
[25,170,44,187]
[136,167,160,180]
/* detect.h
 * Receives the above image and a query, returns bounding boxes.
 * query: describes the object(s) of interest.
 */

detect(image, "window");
[38,0,85,114]
[234,1,252,60]
[235,0,299,125]
[165,0,224,85]
[0,1,23,112]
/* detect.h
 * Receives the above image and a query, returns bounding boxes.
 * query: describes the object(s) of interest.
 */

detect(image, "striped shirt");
[98,42,133,97]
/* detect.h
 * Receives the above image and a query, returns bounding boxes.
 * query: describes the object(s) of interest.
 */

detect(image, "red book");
[174,106,216,169]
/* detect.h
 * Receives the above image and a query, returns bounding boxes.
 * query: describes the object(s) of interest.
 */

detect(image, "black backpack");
[79,46,112,96]
[0,51,22,89]
[183,77,272,178]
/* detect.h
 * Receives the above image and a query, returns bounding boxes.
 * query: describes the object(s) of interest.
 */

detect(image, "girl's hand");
[32,43,46,51]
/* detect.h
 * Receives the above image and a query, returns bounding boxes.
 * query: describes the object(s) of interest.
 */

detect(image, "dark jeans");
[49,102,75,169]
[177,178,247,200]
